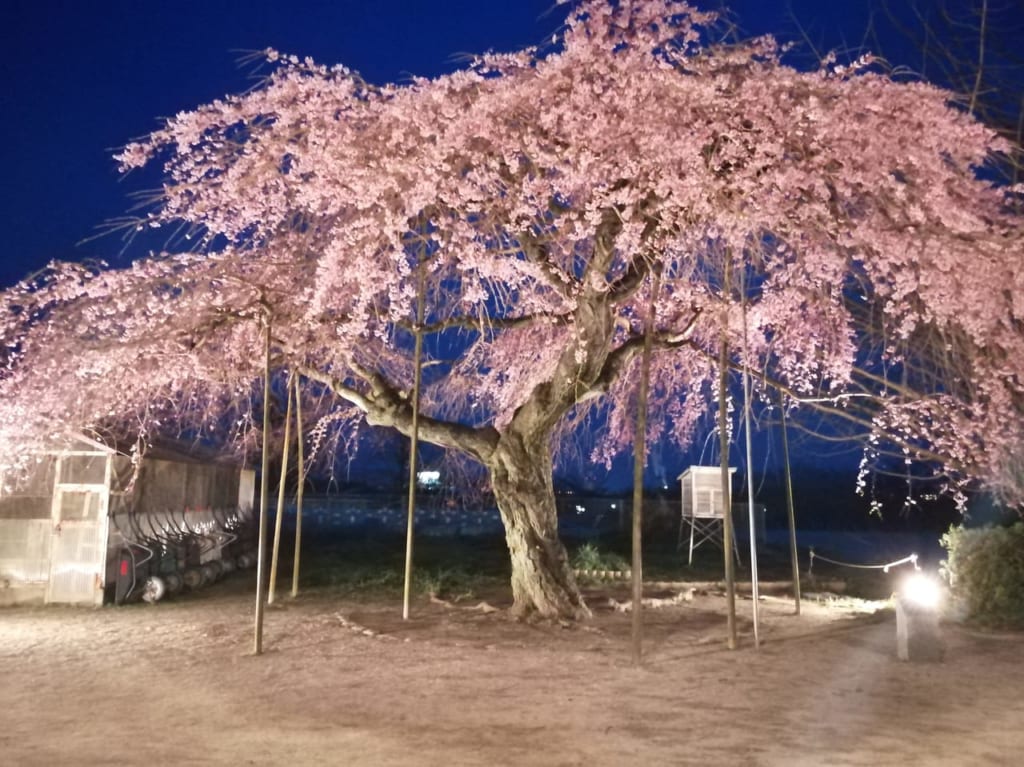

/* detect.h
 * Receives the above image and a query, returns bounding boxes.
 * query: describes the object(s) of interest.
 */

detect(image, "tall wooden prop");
[291,374,305,598]
[740,294,761,649]
[253,315,272,655]
[268,374,293,604]
[718,336,737,650]
[402,268,426,620]
[719,258,737,650]
[631,270,658,666]
[779,392,801,614]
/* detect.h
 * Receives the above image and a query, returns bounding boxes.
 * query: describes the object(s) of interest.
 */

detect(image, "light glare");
[901,572,942,610]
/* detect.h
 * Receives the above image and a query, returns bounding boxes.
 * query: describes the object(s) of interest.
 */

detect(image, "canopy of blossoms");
[3,0,1022,507]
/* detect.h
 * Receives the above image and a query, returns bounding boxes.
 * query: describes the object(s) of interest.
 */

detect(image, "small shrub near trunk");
[941,523,1024,628]
[571,543,628,573]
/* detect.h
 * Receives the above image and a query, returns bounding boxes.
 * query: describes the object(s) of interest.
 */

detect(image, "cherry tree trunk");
[488,434,589,620]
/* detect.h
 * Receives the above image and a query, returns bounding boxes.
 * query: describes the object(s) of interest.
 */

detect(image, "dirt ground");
[2,577,1022,767]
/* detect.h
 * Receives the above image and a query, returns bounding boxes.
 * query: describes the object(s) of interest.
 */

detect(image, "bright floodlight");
[901,572,942,610]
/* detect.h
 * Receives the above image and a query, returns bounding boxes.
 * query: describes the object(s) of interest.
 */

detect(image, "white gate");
[46,454,111,605]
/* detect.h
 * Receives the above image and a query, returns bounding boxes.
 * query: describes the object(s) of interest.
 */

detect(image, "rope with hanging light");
[808,549,919,576]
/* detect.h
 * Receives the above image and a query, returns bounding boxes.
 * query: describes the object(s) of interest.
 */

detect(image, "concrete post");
[895,595,944,662]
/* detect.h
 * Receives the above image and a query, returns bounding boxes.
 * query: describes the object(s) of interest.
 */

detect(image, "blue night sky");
[2,0,905,290]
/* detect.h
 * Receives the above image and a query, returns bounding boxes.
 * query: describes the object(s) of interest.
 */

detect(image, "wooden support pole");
[291,374,305,599]
[719,253,737,651]
[779,391,801,615]
[253,314,272,655]
[631,269,658,666]
[719,334,737,651]
[740,294,760,649]
[402,266,426,621]
[268,373,293,605]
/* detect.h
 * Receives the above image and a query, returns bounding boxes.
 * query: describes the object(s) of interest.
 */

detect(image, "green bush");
[941,522,1024,628]
[571,542,628,572]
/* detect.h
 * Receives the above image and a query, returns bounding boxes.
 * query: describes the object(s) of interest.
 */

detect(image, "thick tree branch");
[296,363,498,463]
[575,307,704,403]
[394,309,571,337]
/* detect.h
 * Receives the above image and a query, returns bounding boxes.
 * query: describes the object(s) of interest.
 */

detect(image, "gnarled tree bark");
[488,430,589,620]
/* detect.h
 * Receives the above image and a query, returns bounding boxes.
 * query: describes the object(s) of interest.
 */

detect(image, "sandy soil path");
[2,583,1021,766]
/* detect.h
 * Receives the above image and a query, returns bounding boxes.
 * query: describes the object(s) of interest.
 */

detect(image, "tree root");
[334,612,396,640]
[607,588,697,613]
[429,593,500,614]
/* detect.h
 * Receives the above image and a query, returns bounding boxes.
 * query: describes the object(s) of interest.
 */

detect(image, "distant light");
[416,470,441,489]
[575,504,586,515]
[901,572,942,610]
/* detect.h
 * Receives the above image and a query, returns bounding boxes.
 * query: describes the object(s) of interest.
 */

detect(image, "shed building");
[0,435,255,606]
